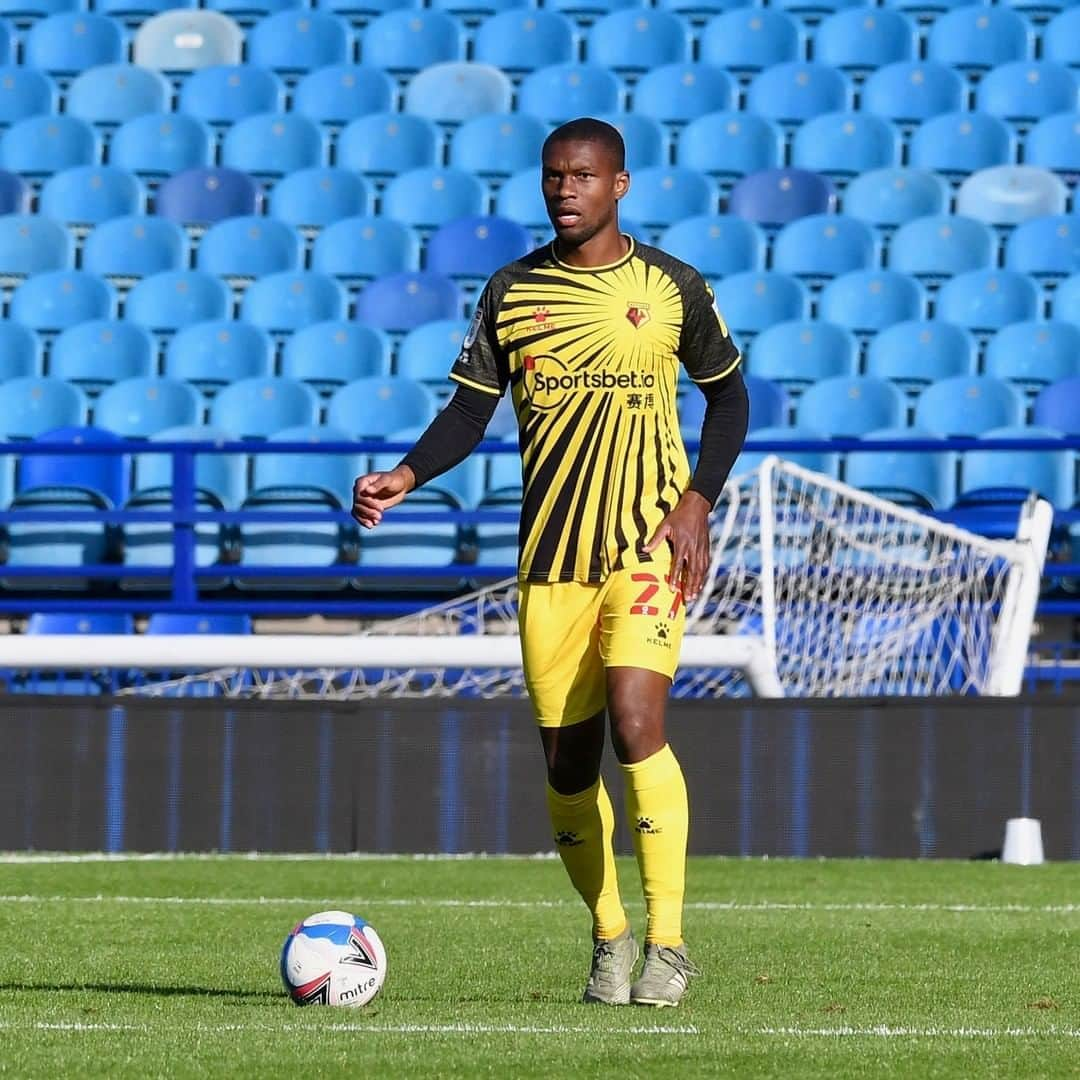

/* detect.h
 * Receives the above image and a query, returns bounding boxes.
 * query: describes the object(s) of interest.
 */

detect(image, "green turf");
[0,856,1077,1078]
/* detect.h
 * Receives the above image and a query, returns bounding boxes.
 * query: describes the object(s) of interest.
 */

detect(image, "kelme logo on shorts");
[524,353,656,411]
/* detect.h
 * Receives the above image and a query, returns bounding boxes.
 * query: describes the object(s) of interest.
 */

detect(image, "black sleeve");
[687,368,750,508]
[678,270,742,385]
[400,383,500,489]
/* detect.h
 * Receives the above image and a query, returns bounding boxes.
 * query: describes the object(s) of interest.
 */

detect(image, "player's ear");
[614,170,630,201]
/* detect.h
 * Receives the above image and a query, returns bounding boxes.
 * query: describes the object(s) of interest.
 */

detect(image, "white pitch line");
[756,1026,1080,1039]
[0,853,559,864]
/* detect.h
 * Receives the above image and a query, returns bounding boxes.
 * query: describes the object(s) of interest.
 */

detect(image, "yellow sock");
[546,778,627,941]
[622,744,688,947]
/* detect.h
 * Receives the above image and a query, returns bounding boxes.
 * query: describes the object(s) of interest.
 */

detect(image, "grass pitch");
[0,855,1077,1079]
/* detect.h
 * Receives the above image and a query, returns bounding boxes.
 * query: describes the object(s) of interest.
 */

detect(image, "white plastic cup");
[1001,817,1045,865]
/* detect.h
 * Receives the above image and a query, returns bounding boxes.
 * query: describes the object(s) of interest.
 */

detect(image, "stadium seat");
[728,168,836,228]
[631,63,737,124]
[495,167,550,232]
[155,167,260,226]
[1043,8,1080,70]
[337,113,438,176]
[0,168,29,215]
[178,65,284,126]
[771,214,878,280]
[196,216,300,280]
[586,10,689,73]
[291,65,395,127]
[1005,214,1080,278]
[473,9,574,73]
[0,322,41,381]
[1024,113,1080,177]
[845,427,957,510]
[26,613,133,635]
[0,114,97,176]
[281,320,391,392]
[908,113,1015,178]
[742,374,789,431]
[93,376,204,437]
[404,62,513,124]
[865,320,975,389]
[209,376,320,439]
[269,168,369,229]
[677,112,783,180]
[326,376,437,436]
[860,62,965,126]
[659,215,766,277]
[790,113,900,180]
[360,10,462,73]
[311,215,420,280]
[133,10,244,71]
[1032,375,1080,432]
[38,165,143,225]
[109,113,213,179]
[99,0,198,27]
[0,214,71,277]
[796,376,905,437]
[842,168,949,228]
[812,8,916,73]
[698,9,801,74]
[818,269,925,333]
[249,423,363,513]
[65,64,170,126]
[381,167,486,229]
[927,6,1033,73]
[734,425,839,478]
[205,0,304,24]
[240,271,346,332]
[396,319,466,383]
[959,425,1073,508]
[354,271,461,332]
[889,215,996,281]
[747,320,857,388]
[620,167,714,228]
[914,374,1024,436]
[10,270,114,331]
[711,271,809,335]
[0,67,54,130]
[164,319,274,391]
[146,613,252,634]
[49,320,154,392]
[221,113,325,179]
[976,61,1079,124]
[935,269,1040,333]
[0,377,88,439]
[1052,274,1080,325]
[426,216,531,280]
[517,63,620,124]
[123,270,230,333]
[746,62,851,125]
[133,423,246,508]
[772,0,872,19]
[247,11,352,74]
[985,320,1080,389]
[24,13,124,75]
[450,114,546,178]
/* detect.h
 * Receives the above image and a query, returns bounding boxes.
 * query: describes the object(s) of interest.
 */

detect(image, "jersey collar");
[549,234,635,273]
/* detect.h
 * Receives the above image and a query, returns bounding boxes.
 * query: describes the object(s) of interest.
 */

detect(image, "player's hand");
[351,465,415,529]
[643,490,713,604]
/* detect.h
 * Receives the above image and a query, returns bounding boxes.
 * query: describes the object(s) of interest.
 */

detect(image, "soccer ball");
[280,910,387,1007]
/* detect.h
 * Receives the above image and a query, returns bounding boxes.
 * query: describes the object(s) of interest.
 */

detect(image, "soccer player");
[352,118,748,1007]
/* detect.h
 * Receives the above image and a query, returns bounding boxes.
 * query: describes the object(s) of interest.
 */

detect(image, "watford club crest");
[626,302,651,328]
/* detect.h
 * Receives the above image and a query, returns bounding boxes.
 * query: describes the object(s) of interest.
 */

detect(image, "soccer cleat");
[629,943,701,1007]
[582,924,638,1005]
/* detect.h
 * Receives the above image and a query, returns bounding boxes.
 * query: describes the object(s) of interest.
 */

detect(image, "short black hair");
[542,118,626,171]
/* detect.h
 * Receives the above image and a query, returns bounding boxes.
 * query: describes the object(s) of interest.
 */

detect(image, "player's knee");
[609,706,664,764]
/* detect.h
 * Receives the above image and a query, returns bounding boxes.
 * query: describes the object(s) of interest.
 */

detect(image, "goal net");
[6,459,1052,700]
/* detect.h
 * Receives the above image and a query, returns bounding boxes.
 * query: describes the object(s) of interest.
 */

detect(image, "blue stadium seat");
[632,63,736,124]
[0,377,87,438]
[865,320,975,389]
[517,63,620,124]
[65,64,170,126]
[734,425,839,478]
[1052,274,1080,325]
[586,10,690,73]
[133,423,246,508]
[221,113,325,179]
[311,215,421,280]
[426,216,532,280]
[133,10,243,71]
[976,61,1079,124]
[957,166,1068,230]
[0,67,55,128]
[0,322,41,380]
[796,375,905,437]
[269,167,369,229]
[49,319,154,392]
[1005,214,1080,282]
[205,0,303,24]
[746,62,851,125]
[595,115,665,171]
[429,0,520,17]
[0,25,11,65]
[545,0,645,19]
[26,613,133,635]
[24,13,124,75]
[0,168,29,214]
[1024,113,1080,177]
[495,167,550,231]
[247,11,352,74]
[677,112,783,180]
[240,270,346,332]
[812,8,916,73]
[164,319,274,391]
[699,9,801,74]
[10,270,114,331]
[743,374,788,430]
[908,112,1015,178]
[935,269,1040,333]
[1043,8,1080,70]
[984,320,1080,388]
[772,214,878,280]
[790,113,900,180]
[156,167,260,226]
[842,168,949,229]
[1033,375,1080,432]
[914,374,1025,436]
[326,376,437,437]
[123,270,230,333]
[845,427,957,509]
[109,113,212,179]
[860,61,965,125]
[711,270,809,334]
[354,270,461,331]
[889,215,996,281]
[99,0,197,27]
[94,376,204,437]
[361,10,462,73]
[772,0,869,18]
[818,269,925,332]
[474,9,574,73]
[0,114,97,176]
[196,216,300,279]
[281,320,391,391]
[927,6,1033,73]
[337,113,438,176]
[178,65,284,126]
[450,114,546,178]
[404,62,513,123]
[659,215,766,276]
[959,425,1073,508]
[292,65,395,127]
[146,613,252,634]
[209,376,320,438]
[38,165,143,225]
[747,320,857,388]
[728,167,836,228]
[381,167,486,229]
[0,214,71,277]
[620,166,714,228]
[396,319,466,382]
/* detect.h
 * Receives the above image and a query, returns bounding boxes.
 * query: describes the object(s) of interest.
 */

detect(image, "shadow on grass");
[0,981,279,1001]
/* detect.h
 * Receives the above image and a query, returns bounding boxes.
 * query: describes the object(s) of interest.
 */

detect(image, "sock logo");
[554,830,584,847]
[635,816,663,835]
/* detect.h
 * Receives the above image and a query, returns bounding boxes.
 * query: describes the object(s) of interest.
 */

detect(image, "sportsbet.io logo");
[523,353,656,411]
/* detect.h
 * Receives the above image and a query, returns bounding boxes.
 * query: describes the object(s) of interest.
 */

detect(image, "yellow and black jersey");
[450,237,741,584]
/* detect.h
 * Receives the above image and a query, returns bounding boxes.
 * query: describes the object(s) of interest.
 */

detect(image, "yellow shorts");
[518,565,686,728]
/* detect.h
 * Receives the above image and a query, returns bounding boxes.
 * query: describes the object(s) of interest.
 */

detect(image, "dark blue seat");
[155,167,260,226]
[426,216,532,280]
[354,271,462,332]
[27,612,134,634]
[728,167,836,228]
[19,424,129,509]
[146,613,252,634]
